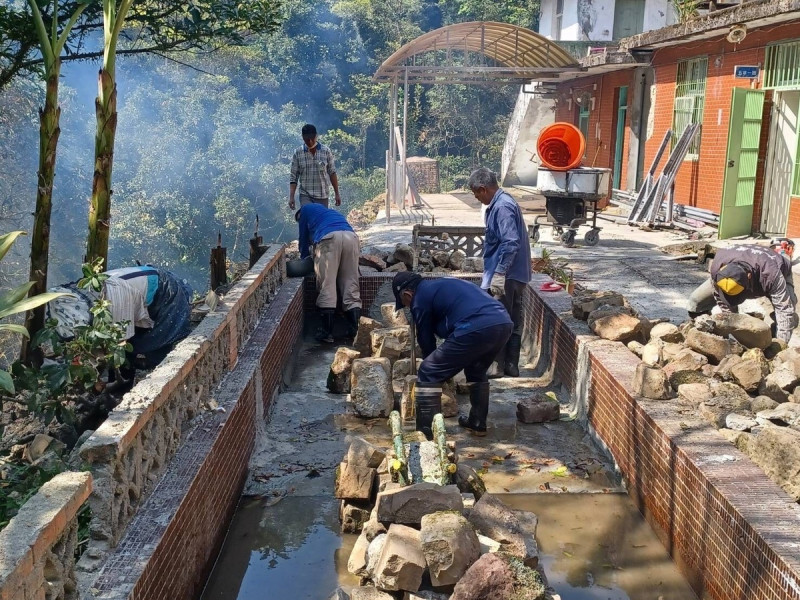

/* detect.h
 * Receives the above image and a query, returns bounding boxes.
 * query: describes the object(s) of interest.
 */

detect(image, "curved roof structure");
[374,22,582,84]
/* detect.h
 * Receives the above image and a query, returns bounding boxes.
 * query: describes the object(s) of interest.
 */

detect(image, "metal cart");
[531,167,611,248]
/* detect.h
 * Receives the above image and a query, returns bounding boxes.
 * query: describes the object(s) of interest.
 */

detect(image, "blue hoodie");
[298,203,354,258]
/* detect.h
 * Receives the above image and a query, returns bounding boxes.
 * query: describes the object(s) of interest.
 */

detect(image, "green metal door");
[613,0,645,39]
[718,88,765,239]
[613,86,628,189]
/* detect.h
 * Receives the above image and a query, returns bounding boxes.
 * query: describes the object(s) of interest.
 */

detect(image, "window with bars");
[765,40,800,90]
[554,0,563,41]
[672,57,707,160]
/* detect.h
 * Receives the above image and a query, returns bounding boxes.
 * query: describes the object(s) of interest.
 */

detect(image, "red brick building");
[545,0,800,238]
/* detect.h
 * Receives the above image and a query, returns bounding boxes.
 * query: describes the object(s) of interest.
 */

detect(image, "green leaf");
[0,281,35,308]
[0,292,68,320]
[0,370,14,395]
[0,231,26,262]
[552,465,568,477]
[0,323,30,338]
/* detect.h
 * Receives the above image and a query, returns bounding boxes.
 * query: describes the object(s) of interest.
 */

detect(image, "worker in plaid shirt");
[288,123,341,209]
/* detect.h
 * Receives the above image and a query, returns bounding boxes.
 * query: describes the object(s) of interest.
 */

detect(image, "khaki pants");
[314,230,362,310]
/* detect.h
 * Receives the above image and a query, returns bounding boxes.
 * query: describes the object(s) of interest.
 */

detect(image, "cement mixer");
[532,122,611,248]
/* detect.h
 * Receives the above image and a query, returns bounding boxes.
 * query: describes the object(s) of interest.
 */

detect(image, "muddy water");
[202,492,696,600]
[503,494,697,600]
[200,497,359,600]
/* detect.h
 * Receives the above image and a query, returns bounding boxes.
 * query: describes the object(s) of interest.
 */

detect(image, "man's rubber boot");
[315,309,335,343]
[503,334,522,377]
[345,307,362,339]
[414,382,442,441]
[458,381,489,436]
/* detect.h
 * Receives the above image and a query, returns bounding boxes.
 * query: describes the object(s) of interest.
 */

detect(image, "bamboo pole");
[390,410,409,486]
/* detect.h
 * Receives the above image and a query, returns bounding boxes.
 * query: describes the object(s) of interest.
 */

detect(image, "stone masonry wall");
[0,472,92,600]
[75,245,286,559]
[523,273,800,600]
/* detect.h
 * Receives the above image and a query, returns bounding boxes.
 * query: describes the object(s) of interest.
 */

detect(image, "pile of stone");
[327,303,459,420]
[359,244,484,275]
[574,290,800,502]
[332,435,551,600]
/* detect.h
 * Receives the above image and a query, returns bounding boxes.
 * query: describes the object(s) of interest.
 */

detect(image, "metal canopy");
[374,21,582,84]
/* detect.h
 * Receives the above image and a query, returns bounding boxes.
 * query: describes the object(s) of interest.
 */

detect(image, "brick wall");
[87,279,304,600]
[554,70,637,189]
[523,276,800,600]
[787,197,800,238]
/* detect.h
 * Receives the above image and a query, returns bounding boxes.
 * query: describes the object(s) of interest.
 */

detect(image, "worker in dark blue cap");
[393,272,513,437]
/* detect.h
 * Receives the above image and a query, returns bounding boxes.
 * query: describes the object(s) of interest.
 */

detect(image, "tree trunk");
[86,68,117,266]
[21,63,62,363]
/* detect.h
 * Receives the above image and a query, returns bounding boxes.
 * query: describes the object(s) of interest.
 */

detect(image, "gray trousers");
[300,193,329,208]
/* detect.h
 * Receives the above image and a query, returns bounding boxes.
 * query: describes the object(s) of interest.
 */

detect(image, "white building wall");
[539,0,555,38]
[644,0,677,31]
[581,0,616,41]
[561,0,582,41]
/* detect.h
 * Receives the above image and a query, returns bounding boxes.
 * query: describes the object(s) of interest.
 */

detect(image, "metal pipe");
[402,67,409,210]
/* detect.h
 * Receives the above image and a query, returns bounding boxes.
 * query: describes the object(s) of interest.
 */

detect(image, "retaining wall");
[0,472,92,600]
[524,273,800,600]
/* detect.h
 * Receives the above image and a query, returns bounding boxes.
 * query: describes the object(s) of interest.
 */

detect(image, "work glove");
[489,272,506,299]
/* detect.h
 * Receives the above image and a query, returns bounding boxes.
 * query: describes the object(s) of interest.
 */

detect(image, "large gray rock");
[347,437,386,468]
[699,383,752,429]
[663,349,708,380]
[756,403,800,429]
[335,462,375,500]
[441,391,459,418]
[712,312,772,349]
[449,250,467,271]
[361,254,388,271]
[571,290,626,320]
[649,322,683,343]
[641,340,665,367]
[366,533,388,577]
[455,463,487,500]
[632,363,671,400]
[392,358,423,381]
[685,328,731,364]
[328,347,362,394]
[348,530,371,576]
[354,317,384,355]
[677,382,713,407]
[371,327,411,356]
[516,394,560,423]
[714,354,744,381]
[393,243,415,268]
[751,395,780,413]
[373,524,426,592]
[420,512,481,586]
[588,306,642,342]
[387,262,408,273]
[450,553,546,600]
[726,413,759,432]
[376,483,464,525]
[758,365,800,403]
[351,358,394,418]
[351,588,395,600]
[467,494,539,568]
[342,501,372,534]
[730,359,767,393]
[744,426,800,501]
[464,257,484,272]
[450,554,515,600]
[381,303,409,327]
[432,251,451,267]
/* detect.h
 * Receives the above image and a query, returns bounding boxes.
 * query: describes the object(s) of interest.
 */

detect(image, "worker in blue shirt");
[469,167,531,377]
[393,272,512,437]
[296,203,362,342]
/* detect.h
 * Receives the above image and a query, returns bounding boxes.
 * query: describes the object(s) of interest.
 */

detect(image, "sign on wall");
[734,65,760,79]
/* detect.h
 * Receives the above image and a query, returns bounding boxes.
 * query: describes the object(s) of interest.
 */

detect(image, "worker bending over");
[687,244,797,342]
[393,272,512,437]
[297,203,362,343]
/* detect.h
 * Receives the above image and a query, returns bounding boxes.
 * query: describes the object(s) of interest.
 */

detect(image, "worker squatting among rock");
[392,272,512,438]
[468,167,531,378]
[296,202,362,343]
[687,244,798,342]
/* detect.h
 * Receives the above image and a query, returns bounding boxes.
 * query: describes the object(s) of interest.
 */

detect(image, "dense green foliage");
[0,0,540,291]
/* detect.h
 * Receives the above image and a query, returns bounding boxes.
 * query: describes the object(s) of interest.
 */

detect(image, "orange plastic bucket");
[537,122,586,171]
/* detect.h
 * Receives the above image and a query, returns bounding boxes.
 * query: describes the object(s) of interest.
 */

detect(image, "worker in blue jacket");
[469,167,531,377]
[297,203,362,342]
[393,272,512,437]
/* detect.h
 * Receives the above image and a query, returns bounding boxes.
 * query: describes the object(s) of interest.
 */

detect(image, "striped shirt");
[290,143,336,200]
